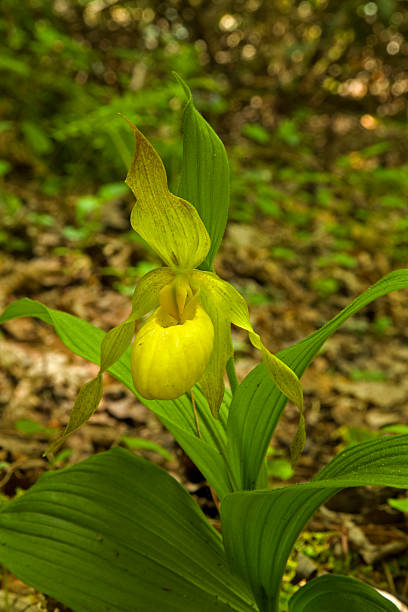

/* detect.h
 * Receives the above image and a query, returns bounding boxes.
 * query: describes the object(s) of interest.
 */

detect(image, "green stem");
[226,357,239,395]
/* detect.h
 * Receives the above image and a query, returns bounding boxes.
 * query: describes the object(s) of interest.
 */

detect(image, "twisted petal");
[193,274,233,416]
[48,267,174,453]
[125,121,211,270]
[193,270,304,459]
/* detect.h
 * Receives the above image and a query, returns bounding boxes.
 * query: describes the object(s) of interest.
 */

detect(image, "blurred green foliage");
[1,0,408,298]
[388,496,408,512]
[2,0,408,179]
[13,418,59,437]
[120,436,174,462]
[266,447,294,482]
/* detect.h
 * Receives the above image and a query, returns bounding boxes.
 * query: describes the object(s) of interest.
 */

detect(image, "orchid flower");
[49,123,303,454]
[126,124,302,414]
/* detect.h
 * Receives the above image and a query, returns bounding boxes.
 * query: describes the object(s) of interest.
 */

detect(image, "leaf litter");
[1,191,408,608]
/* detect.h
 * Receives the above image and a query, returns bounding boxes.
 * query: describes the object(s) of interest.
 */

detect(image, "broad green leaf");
[221,435,408,612]
[0,298,232,499]
[0,448,256,612]
[288,575,398,612]
[126,121,210,270]
[176,75,230,271]
[227,269,408,491]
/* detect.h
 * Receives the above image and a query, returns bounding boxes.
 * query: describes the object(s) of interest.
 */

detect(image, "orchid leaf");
[221,435,408,612]
[288,575,399,612]
[0,448,256,612]
[176,75,230,271]
[227,269,408,491]
[126,121,210,270]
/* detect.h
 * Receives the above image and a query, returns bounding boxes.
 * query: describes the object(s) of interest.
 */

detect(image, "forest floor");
[1,182,408,611]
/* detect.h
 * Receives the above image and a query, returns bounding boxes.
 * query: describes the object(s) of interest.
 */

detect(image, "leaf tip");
[173,72,192,103]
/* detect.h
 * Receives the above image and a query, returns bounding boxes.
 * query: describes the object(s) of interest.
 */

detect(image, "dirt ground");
[1,203,408,610]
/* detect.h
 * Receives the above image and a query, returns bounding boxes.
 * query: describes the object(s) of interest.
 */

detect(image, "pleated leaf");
[0,298,232,499]
[221,435,408,612]
[177,75,230,271]
[226,269,408,491]
[0,447,256,612]
[288,575,399,612]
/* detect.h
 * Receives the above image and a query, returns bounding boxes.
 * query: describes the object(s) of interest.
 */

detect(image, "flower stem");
[190,388,201,438]
[190,389,220,511]
[226,356,239,394]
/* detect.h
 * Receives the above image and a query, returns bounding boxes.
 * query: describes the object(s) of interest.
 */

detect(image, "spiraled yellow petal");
[192,270,304,456]
[46,267,175,453]
[191,271,233,416]
[131,302,214,400]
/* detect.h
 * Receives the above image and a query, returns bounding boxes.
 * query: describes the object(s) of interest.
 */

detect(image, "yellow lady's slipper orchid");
[47,117,303,456]
[122,123,303,422]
